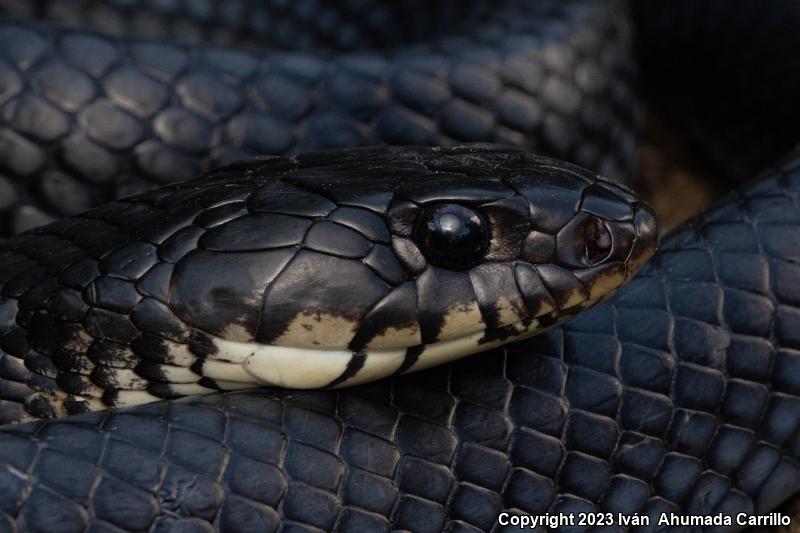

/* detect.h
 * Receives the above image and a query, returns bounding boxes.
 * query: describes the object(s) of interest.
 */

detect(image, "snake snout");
[576,179,660,281]
[519,177,660,305]
[627,201,661,275]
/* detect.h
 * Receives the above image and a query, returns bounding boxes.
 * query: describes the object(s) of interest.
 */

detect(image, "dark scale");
[304,220,373,258]
[87,339,139,369]
[171,248,297,339]
[469,263,526,329]
[390,237,427,274]
[329,206,391,243]
[156,225,205,262]
[350,283,419,352]
[188,332,218,358]
[130,298,190,343]
[363,244,408,286]
[415,268,480,344]
[255,249,391,344]
[98,241,158,279]
[199,213,311,252]
[84,277,141,313]
[83,307,139,344]
[135,262,173,303]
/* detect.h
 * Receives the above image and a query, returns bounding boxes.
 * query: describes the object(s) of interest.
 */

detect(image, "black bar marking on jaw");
[479,324,520,345]
[190,359,205,376]
[188,331,218,358]
[148,382,188,400]
[393,345,425,376]
[101,389,118,407]
[64,398,92,415]
[26,394,57,419]
[198,376,221,390]
[326,352,367,387]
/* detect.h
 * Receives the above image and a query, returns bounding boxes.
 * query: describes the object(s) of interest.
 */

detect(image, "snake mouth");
[190,295,605,390]
[31,299,597,418]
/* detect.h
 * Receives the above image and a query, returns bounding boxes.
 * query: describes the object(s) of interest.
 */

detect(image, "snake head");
[168,145,658,389]
[353,148,660,374]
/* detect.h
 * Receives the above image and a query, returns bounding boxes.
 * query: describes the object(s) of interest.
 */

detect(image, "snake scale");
[0,0,796,532]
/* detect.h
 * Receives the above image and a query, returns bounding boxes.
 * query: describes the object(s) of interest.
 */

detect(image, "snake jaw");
[186,284,609,392]
[191,277,622,394]
[188,311,542,391]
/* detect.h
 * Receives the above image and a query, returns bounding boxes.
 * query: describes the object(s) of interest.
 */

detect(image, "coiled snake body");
[0,1,795,532]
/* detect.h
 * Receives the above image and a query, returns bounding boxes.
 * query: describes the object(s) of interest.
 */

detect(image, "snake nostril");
[584,217,612,265]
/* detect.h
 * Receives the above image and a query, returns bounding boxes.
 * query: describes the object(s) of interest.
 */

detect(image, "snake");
[0,144,657,423]
[0,0,795,532]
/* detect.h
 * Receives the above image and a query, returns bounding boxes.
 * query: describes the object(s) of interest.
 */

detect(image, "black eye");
[584,217,612,265]
[414,203,488,269]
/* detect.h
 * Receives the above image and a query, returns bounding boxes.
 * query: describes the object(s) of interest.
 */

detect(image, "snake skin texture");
[632,0,800,181]
[0,149,797,531]
[0,145,656,423]
[0,0,637,237]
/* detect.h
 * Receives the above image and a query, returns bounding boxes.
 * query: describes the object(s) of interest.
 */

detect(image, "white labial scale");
[204,321,552,389]
[168,383,216,396]
[494,296,524,328]
[436,301,486,342]
[202,358,254,382]
[159,364,201,383]
[110,367,149,389]
[164,340,199,366]
[330,349,407,388]
[196,303,610,391]
[81,397,107,412]
[36,390,106,417]
[203,339,252,363]
[207,337,349,387]
[244,345,355,388]
[207,337,408,388]
[406,318,538,374]
[115,389,161,406]
[213,379,257,390]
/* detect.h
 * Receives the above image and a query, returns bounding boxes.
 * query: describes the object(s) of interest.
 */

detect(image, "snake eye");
[414,203,488,269]
[584,217,612,265]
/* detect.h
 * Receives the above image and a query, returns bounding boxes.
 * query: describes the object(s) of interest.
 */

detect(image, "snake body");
[0,0,636,236]
[0,0,796,532]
